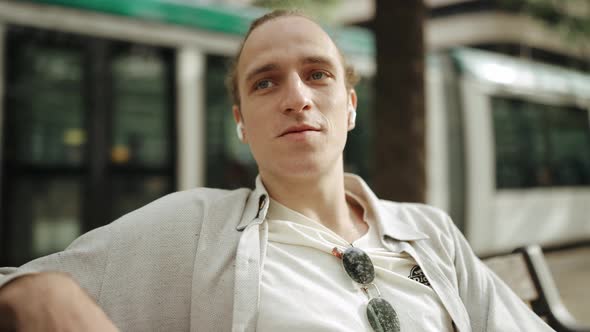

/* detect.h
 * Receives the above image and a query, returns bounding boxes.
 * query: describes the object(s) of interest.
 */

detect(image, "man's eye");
[255,79,274,90]
[310,71,327,80]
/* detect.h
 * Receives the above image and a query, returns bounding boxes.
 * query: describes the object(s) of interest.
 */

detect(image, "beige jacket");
[0,174,553,331]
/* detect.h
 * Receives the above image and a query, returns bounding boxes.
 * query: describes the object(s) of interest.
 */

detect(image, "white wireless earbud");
[348,107,357,129]
[236,123,244,142]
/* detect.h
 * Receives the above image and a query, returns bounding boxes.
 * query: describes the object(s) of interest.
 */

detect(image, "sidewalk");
[545,246,590,325]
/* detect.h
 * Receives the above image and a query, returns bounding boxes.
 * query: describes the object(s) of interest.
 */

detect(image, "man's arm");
[0,189,217,331]
[0,224,116,331]
[446,215,555,331]
[0,272,118,331]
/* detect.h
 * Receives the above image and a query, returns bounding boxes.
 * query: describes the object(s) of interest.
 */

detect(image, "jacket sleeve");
[447,215,555,331]
[0,223,114,302]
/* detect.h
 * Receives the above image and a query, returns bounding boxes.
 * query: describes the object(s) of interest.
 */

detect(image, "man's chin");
[264,158,340,180]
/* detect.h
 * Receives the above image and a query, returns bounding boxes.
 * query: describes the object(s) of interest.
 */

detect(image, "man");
[0,10,553,332]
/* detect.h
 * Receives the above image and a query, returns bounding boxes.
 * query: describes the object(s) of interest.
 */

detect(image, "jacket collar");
[343,173,429,242]
[237,173,429,242]
[236,175,269,231]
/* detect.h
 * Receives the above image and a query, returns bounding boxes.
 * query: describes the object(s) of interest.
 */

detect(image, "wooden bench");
[483,244,590,332]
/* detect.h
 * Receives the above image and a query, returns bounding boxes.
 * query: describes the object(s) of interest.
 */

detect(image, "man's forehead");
[237,16,342,76]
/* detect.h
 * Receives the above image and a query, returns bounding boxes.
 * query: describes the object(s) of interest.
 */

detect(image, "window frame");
[1,26,177,266]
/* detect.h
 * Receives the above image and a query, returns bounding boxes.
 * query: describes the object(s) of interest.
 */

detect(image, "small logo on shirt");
[408,265,430,287]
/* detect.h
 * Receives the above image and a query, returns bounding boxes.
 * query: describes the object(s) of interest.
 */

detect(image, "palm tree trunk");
[373,0,427,203]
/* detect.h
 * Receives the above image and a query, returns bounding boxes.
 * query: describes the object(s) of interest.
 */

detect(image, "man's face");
[234,16,356,180]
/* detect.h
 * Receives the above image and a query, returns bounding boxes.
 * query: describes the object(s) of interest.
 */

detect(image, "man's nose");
[280,73,311,113]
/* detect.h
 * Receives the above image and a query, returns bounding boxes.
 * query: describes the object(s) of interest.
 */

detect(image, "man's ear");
[347,89,358,131]
[232,105,246,143]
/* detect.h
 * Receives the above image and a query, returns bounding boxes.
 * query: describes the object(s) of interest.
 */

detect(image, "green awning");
[24,0,374,57]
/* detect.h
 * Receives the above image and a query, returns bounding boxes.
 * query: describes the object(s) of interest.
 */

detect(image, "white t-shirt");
[256,192,454,331]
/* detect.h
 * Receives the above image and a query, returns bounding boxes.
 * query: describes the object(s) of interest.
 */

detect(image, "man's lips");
[279,124,321,137]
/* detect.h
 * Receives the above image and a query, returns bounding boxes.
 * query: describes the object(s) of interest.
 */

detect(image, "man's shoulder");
[158,186,253,207]
[111,186,253,229]
[378,199,450,219]
[385,200,449,217]
[378,199,455,234]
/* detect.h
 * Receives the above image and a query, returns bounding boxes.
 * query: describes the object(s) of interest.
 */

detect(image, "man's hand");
[0,272,118,332]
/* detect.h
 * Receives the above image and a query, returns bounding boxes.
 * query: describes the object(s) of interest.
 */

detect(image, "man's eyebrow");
[244,56,337,83]
[301,56,337,68]
[244,63,279,83]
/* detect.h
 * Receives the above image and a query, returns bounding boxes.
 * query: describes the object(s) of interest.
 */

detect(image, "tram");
[0,0,588,265]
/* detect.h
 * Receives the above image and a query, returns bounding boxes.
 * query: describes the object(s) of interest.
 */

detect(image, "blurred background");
[0,0,588,323]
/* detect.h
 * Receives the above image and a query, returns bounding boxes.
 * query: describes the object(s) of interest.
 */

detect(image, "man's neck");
[260,167,368,243]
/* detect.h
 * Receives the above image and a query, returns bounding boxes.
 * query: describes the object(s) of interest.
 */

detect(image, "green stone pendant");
[367,297,401,332]
[342,247,375,284]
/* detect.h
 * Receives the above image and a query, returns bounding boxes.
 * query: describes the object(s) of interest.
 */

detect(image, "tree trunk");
[373,0,427,203]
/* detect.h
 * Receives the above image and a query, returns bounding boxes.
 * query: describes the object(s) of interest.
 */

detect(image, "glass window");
[492,97,590,188]
[109,175,172,220]
[547,107,590,185]
[5,176,81,263]
[2,27,176,266]
[6,43,85,166]
[205,55,258,189]
[108,46,175,220]
[111,47,171,167]
[3,29,86,265]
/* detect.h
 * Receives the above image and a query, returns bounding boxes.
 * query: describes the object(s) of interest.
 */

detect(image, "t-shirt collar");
[239,173,429,242]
